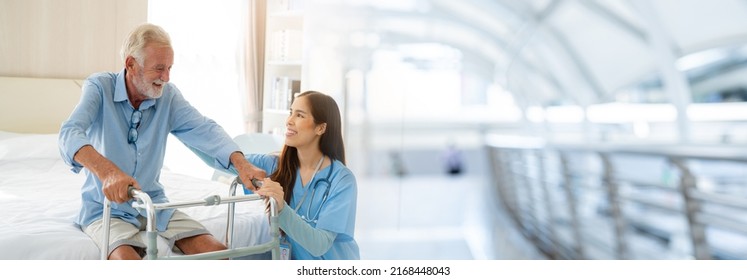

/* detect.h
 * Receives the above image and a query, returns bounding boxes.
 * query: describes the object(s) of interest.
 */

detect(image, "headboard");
[0,76,83,134]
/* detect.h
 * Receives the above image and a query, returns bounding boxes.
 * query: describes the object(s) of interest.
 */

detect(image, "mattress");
[0,131,271,259]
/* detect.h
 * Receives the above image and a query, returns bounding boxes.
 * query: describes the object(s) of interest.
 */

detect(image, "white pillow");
[0,133,60,160]
[0,130,25,141]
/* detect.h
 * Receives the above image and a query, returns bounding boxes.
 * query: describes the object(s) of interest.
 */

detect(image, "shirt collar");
[114,68,156,110]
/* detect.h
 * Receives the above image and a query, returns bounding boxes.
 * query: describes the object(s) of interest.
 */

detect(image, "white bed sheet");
[0,133,270,260]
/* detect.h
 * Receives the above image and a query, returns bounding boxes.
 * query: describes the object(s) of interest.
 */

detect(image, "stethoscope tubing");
[299,159,334,224]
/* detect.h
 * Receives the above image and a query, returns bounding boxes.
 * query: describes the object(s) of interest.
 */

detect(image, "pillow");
[0,130,26,141]
[0,133,60,160]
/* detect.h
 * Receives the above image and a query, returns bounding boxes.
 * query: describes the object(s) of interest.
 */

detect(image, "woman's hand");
[255,178,286,212]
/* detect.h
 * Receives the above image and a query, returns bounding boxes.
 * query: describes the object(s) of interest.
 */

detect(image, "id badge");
[279,238,292,260]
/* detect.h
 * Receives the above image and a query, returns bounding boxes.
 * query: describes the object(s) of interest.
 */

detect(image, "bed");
[0,76,276,260]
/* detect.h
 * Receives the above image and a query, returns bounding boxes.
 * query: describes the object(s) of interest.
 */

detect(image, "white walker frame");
[101,177,280,260]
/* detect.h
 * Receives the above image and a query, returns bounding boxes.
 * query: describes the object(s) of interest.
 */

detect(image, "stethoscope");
[295,156,334,224]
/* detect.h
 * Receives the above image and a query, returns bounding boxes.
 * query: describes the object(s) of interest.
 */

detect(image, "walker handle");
[251,178,263,188]
[128,185,138,198]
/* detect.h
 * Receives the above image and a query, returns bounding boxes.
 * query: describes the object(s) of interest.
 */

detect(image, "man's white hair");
[120,23,172,66]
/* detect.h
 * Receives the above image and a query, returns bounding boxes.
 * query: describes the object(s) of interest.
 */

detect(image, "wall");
[0,0,147,79]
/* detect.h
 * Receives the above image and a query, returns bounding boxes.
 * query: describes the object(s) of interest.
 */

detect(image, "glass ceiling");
[307,0,747,144]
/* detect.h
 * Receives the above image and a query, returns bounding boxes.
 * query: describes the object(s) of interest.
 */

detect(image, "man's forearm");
[73,145,120,180]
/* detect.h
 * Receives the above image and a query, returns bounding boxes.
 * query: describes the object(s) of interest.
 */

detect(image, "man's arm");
[73,145,140,203]
[230,151,266,192]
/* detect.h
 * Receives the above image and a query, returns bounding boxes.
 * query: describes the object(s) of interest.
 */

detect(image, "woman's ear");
[316,123,327,135]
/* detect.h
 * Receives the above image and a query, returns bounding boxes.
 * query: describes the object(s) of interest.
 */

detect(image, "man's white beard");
[135,71,164,99]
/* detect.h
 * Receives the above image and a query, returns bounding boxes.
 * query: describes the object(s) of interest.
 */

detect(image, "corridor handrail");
[486,134,747,260]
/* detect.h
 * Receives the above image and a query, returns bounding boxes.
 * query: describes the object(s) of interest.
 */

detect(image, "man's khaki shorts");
[83,210,211,257]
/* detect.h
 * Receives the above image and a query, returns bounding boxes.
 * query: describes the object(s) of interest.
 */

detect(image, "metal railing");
[486,134,747,260]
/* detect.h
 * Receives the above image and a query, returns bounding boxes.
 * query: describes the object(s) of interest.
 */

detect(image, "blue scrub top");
[244,153,360,260]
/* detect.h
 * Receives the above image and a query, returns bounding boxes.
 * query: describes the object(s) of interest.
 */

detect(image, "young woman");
[237,91,359,260]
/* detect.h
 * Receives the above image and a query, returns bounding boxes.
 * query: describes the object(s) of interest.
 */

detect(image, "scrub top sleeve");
[277,205,337,256]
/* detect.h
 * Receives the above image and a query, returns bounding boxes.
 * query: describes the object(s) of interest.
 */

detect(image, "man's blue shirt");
[59,69,241,231]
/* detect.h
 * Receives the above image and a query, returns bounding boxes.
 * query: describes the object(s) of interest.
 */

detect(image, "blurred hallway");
[355,173,546,260]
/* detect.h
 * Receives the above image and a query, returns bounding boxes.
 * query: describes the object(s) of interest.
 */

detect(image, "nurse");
[237,91,359,260]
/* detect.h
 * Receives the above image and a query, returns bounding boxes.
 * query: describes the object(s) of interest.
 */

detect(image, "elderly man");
[59,23,265,260]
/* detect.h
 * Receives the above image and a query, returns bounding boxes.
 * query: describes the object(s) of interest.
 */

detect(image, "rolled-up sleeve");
[59,80,101,173]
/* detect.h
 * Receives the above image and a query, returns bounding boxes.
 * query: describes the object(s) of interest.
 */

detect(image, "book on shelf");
[269,76,301,111]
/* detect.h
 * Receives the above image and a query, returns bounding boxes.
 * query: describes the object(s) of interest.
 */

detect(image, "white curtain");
[148,0,263,178]
[246,0,266,133]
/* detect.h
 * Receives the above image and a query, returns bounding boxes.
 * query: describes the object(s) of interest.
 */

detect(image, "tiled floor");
[355,173,545,260]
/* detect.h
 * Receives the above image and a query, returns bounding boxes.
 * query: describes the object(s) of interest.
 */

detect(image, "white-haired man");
[59,23,265,260]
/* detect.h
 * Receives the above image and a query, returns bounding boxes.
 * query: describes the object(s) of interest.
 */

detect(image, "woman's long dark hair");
[270,91,345,205]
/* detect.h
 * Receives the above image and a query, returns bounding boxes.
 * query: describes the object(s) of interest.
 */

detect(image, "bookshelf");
[262,0,305,135]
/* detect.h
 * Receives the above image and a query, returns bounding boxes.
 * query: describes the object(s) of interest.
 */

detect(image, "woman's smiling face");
[285,95,325,149]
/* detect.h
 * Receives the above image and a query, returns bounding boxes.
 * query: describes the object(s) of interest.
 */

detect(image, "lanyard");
[295,155,325,212]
